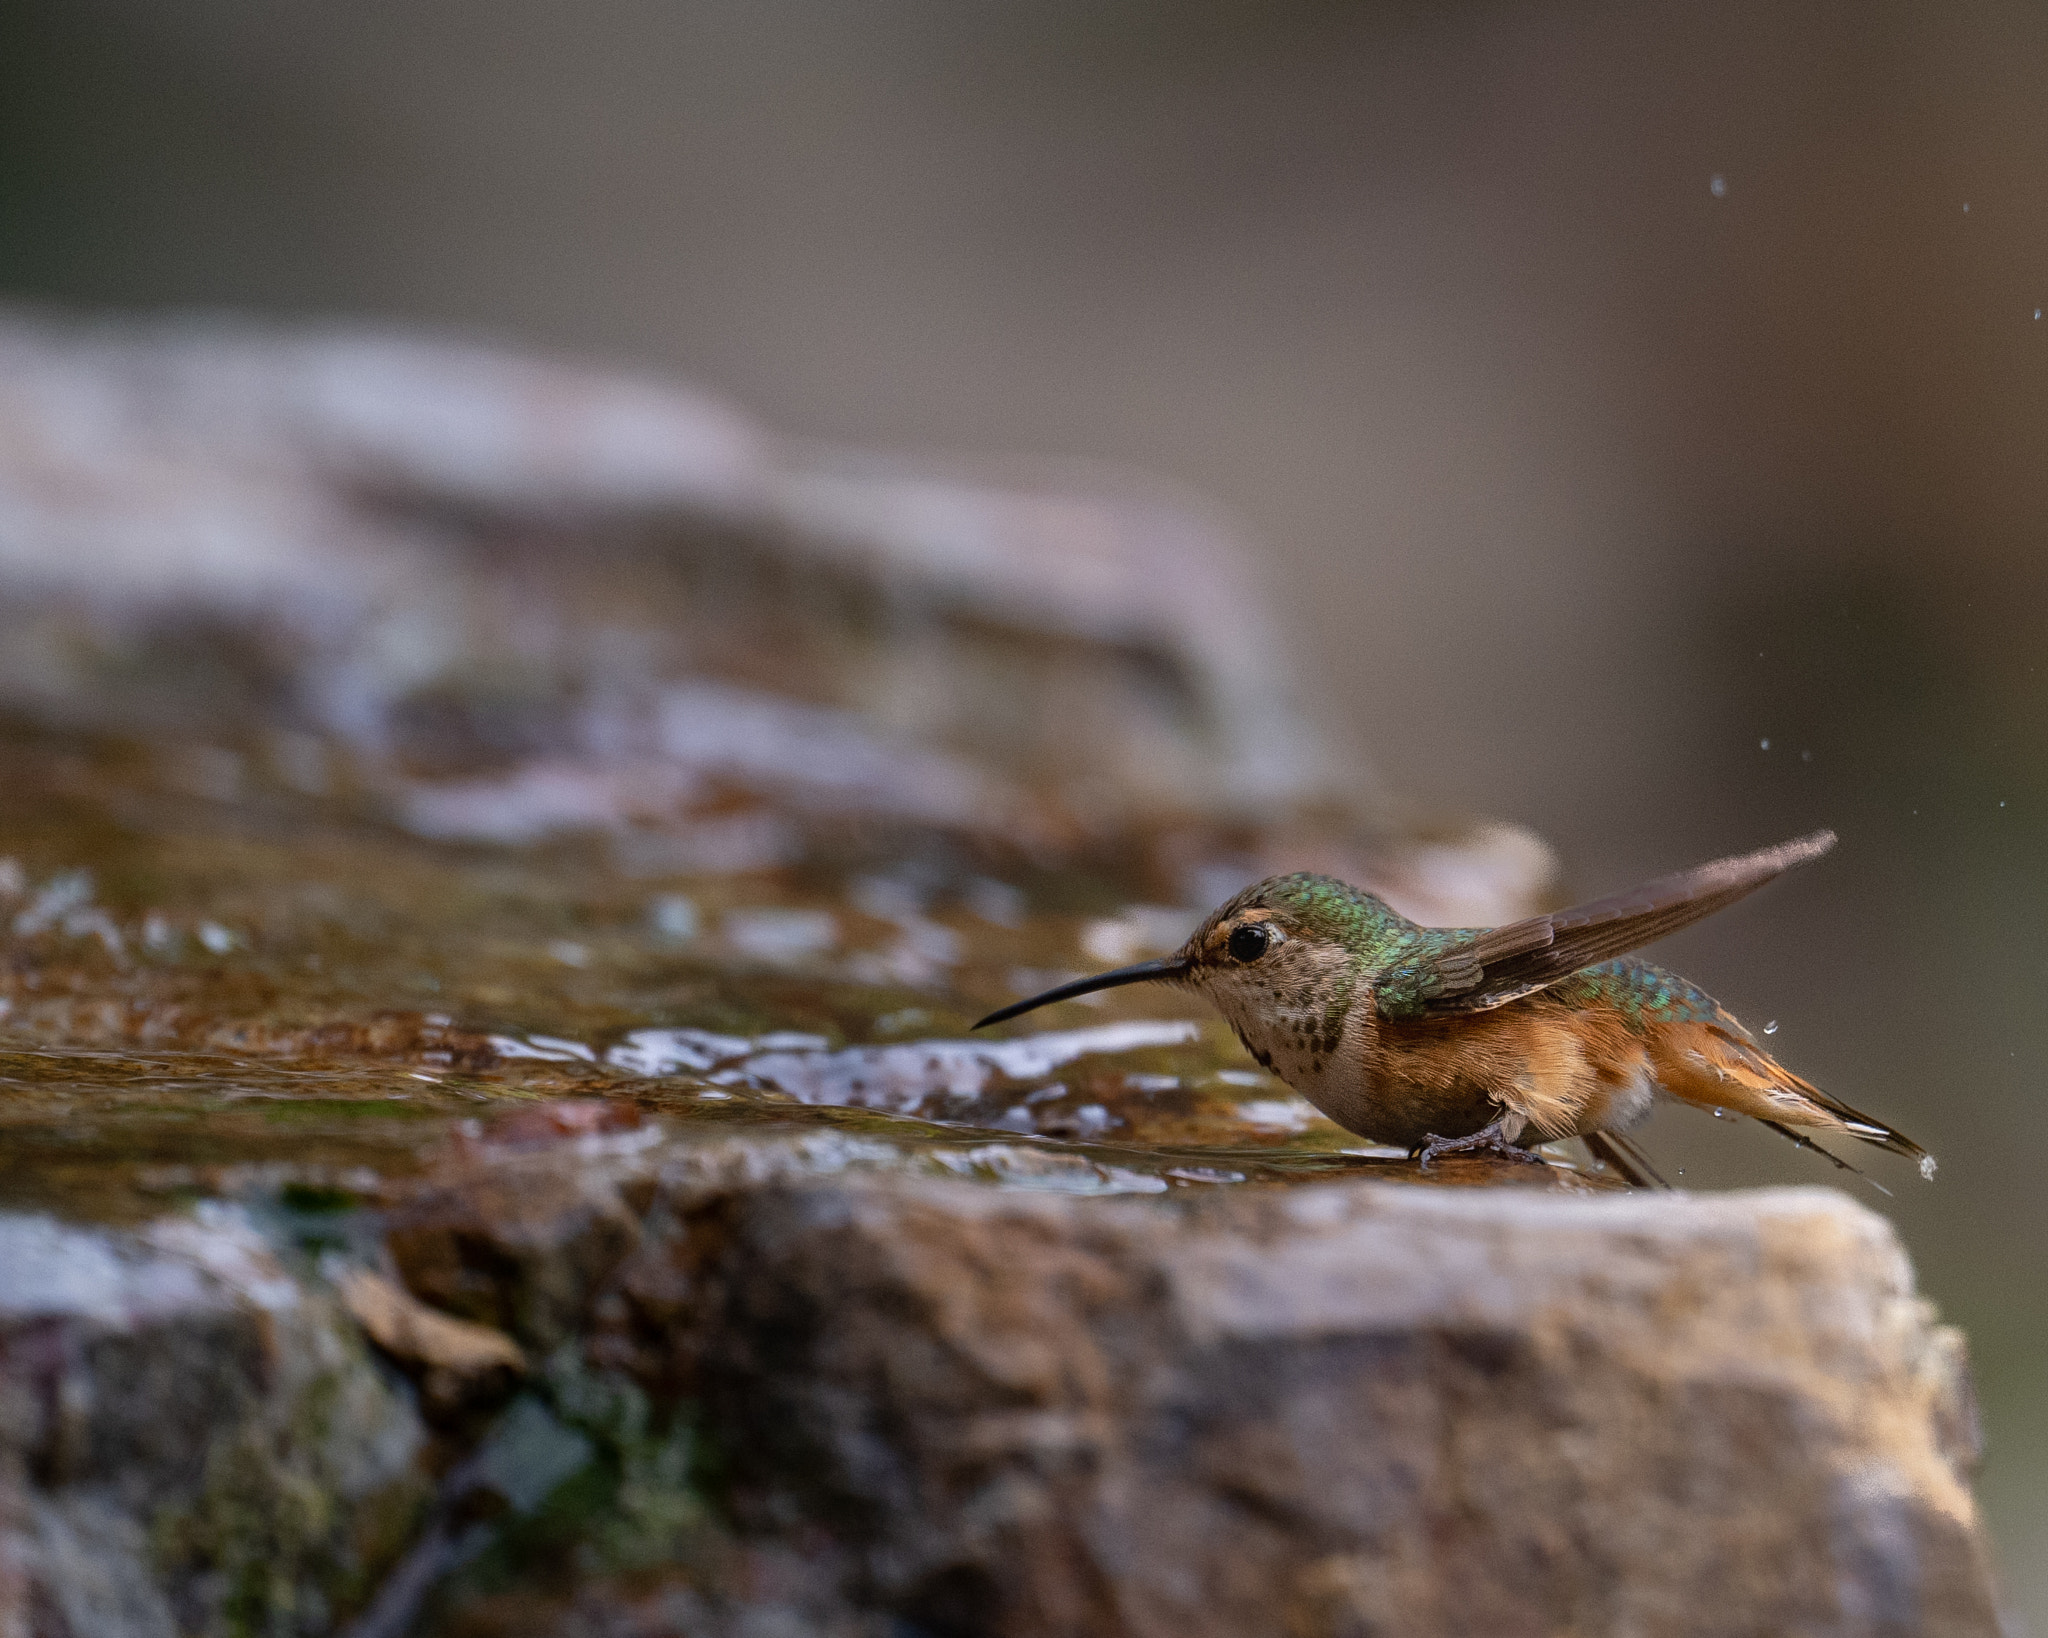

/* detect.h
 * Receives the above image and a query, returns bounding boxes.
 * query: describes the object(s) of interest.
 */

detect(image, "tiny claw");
[1415,1118,1546,1171]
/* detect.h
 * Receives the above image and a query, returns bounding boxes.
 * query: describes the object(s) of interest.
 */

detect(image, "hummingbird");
[974,830,1930,1187]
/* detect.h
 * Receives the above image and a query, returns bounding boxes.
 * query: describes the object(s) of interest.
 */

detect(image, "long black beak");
[972,957,1189,1029]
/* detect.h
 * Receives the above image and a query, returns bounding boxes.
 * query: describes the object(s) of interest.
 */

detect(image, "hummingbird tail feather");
[1774,1074,1928,1165]
[1649,1020,1930,1170]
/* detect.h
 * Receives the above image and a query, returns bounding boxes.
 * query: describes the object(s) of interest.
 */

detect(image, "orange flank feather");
[1369,1003,1659,1147]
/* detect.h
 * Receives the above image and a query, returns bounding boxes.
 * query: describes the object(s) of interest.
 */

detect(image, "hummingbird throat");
[1209,957,1358,1089]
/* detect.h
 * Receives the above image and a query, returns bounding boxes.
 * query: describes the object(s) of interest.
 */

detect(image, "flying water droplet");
[1709,174,1727,198]
[1763,1020,1778,1035]
[1759,737,1770,750]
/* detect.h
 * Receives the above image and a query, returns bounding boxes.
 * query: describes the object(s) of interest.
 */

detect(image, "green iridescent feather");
[1545,959,1741,1034]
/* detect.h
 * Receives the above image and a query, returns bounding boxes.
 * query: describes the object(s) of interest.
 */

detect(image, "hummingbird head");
[973,873,1407,1031]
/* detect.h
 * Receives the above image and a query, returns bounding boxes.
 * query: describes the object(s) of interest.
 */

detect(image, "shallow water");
[0,722,1592,1228]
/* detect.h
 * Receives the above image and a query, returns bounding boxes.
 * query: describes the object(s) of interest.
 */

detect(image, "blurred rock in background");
[0,304,1550,924]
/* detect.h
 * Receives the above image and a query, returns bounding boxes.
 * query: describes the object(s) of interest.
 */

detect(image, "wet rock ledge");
[0,308,2005,1634]
[2,1134,1996,1637]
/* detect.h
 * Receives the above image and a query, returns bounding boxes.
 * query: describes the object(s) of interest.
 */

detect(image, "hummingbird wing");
[1384,829,1836,1016]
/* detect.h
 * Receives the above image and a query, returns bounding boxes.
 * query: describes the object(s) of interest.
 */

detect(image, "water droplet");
[1759,737,1771,750]
[1763,1020,1778,1035]
[1963,202,1971,212]
[1709,174,1727,198]
[2036,309,2042,321]
[1801,749,1812,762]
[1712,1107,1725,1119]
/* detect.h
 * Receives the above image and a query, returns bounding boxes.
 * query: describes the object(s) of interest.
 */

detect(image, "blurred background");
[3,0,2043,1620]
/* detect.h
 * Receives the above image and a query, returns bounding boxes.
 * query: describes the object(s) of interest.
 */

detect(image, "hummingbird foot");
[1414,1118,1548,1171]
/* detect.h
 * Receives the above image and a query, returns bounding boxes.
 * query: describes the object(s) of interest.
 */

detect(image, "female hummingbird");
[975,830,1930,1187]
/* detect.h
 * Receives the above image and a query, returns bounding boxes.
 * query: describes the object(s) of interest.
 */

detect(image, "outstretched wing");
[1384,830,1836,1017]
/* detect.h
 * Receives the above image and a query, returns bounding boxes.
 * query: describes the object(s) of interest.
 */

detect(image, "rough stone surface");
[0,1209,427,1638]
[0,1118,2003,1637]
[355,1132,1999,1638]
[678,1179,1993,1638]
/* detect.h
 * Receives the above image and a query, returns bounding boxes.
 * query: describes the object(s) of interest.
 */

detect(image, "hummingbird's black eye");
[1226,923,1272,963]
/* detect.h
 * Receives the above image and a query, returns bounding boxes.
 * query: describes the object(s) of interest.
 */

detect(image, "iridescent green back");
[1544,958,1746,1037]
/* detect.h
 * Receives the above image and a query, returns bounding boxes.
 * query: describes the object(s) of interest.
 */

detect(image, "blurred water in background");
[4,0,2046,1622]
